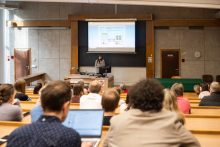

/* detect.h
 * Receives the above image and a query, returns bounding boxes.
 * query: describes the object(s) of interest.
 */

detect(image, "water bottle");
[85,71,87,75]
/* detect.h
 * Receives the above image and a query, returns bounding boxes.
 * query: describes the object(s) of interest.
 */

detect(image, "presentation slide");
[62,110,104,136]
[88,22,135,52]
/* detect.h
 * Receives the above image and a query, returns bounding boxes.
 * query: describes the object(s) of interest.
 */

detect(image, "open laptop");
[62,109,104,147]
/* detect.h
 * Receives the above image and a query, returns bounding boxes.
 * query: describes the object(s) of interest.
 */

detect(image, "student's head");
[194,85,200,93]
[33,83,42,94]
[200,82,209,92]
[14,79,26,94]
[120,83,126,90]
[41,81,71,122]
[128,79,164,112]
[113,87,122,95]
[210,82,220,93]
[89,80,102,94]
[163,89,185,125]
[101,89,120,112]
[39,84,48,95]
[0,84,15,106]
[171,83,184,96]
[64,80,73,89]
[77,80,85,88]
[73,84,84,97]
[98,55,102,60]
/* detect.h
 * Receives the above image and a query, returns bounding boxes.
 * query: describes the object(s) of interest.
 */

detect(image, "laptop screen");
[62,109,104,137]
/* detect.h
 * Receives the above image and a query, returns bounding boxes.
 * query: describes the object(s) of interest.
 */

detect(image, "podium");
[64,74,114,91]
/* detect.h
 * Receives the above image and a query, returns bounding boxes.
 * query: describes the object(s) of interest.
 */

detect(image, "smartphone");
[0,135,9,145]
[23,112,30,117]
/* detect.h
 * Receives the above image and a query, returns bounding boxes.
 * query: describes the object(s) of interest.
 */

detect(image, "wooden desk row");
[1,121,220,147]
[20,101,220,115]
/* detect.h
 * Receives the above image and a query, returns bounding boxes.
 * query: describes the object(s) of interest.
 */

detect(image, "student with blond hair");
[194,85,200,95]
[80,80,102,109]
[171,83,191,114]
[14,79,32,101]
[163,89,185,125]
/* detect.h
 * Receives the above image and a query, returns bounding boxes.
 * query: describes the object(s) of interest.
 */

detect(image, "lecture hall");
[0,0,220,147]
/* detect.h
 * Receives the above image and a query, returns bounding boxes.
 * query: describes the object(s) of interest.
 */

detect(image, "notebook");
[62,109,104,147]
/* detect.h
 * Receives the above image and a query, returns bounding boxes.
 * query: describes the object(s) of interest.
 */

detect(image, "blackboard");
[78,21,146,67]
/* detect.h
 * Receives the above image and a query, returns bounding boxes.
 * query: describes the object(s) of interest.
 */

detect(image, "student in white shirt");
[80,80,102,109]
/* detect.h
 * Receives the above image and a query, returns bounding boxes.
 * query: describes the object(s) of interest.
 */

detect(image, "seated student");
[71,83,84,103]
[7,81,93,147]
[163,89,185,125]
[171,83,191,114]
[199,82,220,106]
[80,80,102,109]
[78,80,88,94]
[103,79,200,147]
[198,82,210,98]
[120,83,128,93]
[101,88,120,126]
[113,87,125,105]
[33,83,42,94]
[194,85,200,95]
[0,84,23,121]
[14,79,32,101]
[30,84,48,122]
[120,93,131,113]
[64,80,73,95]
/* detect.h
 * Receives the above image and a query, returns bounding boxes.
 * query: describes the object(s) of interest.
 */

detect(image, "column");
[0,5,6,83]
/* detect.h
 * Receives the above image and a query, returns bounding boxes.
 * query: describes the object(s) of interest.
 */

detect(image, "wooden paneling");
[154,20,220,26]
[70,21,78,74]
[146,21,154,78]
[68,14,153,21]
[6,20,70,27]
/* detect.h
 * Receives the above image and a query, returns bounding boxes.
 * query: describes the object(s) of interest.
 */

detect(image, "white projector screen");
[88,22,135,53]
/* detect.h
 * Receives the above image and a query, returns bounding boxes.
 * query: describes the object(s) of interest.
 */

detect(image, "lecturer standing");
[95,55,105,73]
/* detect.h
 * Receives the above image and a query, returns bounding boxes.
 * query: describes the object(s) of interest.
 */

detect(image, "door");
[161,49,180,78]
[14,48,31,81]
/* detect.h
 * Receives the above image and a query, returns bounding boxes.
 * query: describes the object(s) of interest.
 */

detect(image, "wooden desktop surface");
[1,124,220,147]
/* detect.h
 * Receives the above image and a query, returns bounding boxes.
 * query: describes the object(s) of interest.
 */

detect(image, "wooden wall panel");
[68,14,153,21]
[146,21,154,78]
[70,21,78,74]
[154,20,220,26]
[6,20,70,27]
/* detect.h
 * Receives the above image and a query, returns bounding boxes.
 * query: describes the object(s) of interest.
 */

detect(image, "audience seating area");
[0,88,220,147]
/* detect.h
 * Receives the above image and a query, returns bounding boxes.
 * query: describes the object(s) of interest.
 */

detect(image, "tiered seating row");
[2,90,218,146]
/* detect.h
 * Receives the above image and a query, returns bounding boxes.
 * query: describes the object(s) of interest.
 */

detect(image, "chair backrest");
[171,76,181,79]
[216,75,220,83]
[202,75,213,83]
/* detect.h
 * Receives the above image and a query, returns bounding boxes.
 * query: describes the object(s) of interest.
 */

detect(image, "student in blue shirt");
[7,81,92,147]
[30,105,43,122]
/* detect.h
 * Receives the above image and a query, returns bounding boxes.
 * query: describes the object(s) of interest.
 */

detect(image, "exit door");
[161,49,180,78]
[14,48,31,81]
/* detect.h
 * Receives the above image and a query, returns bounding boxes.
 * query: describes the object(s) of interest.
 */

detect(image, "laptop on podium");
[62,109,104,147]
